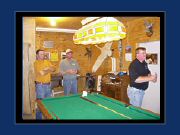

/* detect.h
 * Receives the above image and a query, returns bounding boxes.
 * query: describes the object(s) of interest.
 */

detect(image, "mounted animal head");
[144,20,153,37]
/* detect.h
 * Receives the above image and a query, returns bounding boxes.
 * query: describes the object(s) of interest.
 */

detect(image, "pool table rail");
[36,99,53,119]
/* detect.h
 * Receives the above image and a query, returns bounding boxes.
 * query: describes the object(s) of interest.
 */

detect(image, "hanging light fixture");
[73,17,126,45]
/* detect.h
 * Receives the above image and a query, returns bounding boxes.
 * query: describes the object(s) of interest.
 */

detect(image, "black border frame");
[16,11,165,124]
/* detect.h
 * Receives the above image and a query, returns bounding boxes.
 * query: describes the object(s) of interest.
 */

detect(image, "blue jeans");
[127,87,145,107]
[36,84,52,119]
[63,79,78,96]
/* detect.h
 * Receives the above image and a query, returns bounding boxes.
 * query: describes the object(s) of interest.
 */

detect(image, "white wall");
[139,41,160,114]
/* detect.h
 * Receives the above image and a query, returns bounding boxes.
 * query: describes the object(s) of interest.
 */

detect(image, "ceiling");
[35,17,140,30]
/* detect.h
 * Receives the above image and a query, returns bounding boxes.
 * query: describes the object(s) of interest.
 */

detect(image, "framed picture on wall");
[43,41,54,48]
[125,45,132,53]
[146,53,158,65]
[50,51,58,61]
[61,52,66,59]
[44,52,50,60]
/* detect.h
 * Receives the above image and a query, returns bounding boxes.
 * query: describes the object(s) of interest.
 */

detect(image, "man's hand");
[66,69,77,74]
[72,69,77,74]
[49,66,56,72]
[150,73,157,83]
[39,70,45,76]
[43,67,50,71]
[135,73,157,83]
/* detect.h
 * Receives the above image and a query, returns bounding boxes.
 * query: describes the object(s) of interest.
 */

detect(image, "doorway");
[139,41,160,114]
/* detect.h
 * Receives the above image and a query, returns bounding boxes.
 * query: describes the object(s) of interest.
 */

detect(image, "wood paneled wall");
[35,17,160,75]
[36,33,121,76]
[122,17,160,71]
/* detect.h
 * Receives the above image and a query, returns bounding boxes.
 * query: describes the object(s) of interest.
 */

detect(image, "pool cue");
[51,111,60,120]
[80,96,132,119]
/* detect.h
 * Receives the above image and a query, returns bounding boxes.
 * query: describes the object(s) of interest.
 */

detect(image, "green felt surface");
[41,93,160,120]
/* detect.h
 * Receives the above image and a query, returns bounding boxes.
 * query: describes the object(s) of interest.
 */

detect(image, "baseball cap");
[66,49,73,54]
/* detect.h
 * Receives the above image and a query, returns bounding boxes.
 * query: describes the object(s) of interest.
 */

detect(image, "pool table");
[36,93,160,120]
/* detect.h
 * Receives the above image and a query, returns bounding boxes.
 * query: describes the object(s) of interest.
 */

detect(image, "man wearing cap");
[60,49,80,96]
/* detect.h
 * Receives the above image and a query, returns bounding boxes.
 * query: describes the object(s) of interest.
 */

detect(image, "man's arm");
[40,66,55,76]
[60,60,79,75]
[135,73,157,83]
[60,69,77,75]
[129,63,157,83]
[40,61,56,76]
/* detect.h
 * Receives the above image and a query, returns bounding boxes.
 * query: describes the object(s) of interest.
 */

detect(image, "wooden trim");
[36,100,53,119]
[99,94,159,116]
[133,106,160,116]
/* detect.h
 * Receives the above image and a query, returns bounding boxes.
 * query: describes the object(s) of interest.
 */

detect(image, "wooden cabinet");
[101,75,130,104]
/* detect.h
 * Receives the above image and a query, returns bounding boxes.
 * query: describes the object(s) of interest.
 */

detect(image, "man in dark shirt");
[128,47,157,107]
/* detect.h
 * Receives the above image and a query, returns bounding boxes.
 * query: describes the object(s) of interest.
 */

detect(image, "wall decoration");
[125,45,132,61]
[50,50,58,61]
[118,40,123,71]
[125,53,132,61]
[43,41,54,48]
[84,47,92,59]
[92,42,113,72]
[44,52,50,60]
[61,52,66,59]
[125,45,132,53]
[146,53,158,65]
[118,40,122,52]
[144,20,153,37]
